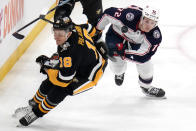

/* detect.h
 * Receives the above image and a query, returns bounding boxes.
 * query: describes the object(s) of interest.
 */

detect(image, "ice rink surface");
[1,0,196,130]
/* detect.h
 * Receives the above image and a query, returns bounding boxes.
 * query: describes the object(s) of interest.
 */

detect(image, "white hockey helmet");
[142,5,160,22]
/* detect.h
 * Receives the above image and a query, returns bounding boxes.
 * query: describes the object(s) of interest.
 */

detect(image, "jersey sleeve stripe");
[58,71,76,81]
[88,52,102,80]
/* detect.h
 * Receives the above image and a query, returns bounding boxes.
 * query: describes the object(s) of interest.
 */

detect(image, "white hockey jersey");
[96,5,162,63]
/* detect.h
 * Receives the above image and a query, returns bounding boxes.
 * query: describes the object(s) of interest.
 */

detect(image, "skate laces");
[148,87,160,95]
[24,112,38,124]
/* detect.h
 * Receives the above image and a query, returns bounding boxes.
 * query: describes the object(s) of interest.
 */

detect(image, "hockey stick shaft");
[13,0,70,39]
[15,17,40,33]
[12,15,54,39]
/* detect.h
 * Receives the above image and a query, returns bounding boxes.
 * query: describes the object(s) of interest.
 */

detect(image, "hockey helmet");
[53,17,73,32]
[142,5,160,22]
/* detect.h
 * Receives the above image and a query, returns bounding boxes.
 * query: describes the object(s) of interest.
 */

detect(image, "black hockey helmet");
[53,17,73,32]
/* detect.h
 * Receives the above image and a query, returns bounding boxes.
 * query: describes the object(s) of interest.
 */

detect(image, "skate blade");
[16,123,24,128]
[145,95,167,100]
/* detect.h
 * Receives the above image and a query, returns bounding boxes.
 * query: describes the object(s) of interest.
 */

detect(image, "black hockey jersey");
[47,25,102,88]
[55,0,103,26]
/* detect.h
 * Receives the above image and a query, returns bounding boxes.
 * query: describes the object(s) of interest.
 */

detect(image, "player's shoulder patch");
[153,30,161,39]
[126,12,135,21]
[145,27,162,45]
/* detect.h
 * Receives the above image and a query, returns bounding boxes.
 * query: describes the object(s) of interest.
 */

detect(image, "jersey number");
[152,44,159,52]
[114,8,123,17]
[59,57,72,68]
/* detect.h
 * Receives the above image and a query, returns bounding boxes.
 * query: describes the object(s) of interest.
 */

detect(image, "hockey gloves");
[36,55,49,66]
[116,43,125,55]
[36,55,59,74]
[94,41,108,60]
[114,39,133,56]
[36,55,49,74]
[112,42,127,56]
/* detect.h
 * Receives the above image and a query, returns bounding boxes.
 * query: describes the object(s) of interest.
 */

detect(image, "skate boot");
[140,86,165,98]
[18,110,38,127]
[13,99,37,118]
[13,106,33,118]
[115,73,125,86]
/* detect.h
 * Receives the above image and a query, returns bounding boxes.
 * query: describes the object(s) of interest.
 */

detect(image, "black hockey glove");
[36,55,60,74]
[36,55,50,66]
[36,55,49,74]
[94,41,108,60]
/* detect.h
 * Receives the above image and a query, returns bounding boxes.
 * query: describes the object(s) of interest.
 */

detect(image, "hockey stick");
[12,17,40,39]
[12,0,71,39]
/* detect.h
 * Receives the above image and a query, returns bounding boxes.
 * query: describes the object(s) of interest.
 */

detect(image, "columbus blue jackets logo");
[153,30,160,39]
[126,13,134,21]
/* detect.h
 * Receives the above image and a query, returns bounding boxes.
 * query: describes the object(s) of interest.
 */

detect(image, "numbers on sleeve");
[59,57,72,68]
[152,44,159,52]
[114,8,123,17]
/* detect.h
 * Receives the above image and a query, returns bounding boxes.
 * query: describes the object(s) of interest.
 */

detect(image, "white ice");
[1,0,196,131]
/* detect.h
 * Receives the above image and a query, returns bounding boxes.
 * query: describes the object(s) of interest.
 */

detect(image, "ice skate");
[115,73,125,86]
[13,106,32,118]
[13,99,37,118]
[17,110,38,127]
[140,86,166,98]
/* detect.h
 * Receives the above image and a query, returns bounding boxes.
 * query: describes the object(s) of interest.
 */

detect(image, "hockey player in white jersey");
[96,5,165,97]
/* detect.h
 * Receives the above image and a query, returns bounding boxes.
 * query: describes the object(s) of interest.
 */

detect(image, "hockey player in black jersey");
[14,17,108,127]
[96,5,165,97]
[54,0,103,41]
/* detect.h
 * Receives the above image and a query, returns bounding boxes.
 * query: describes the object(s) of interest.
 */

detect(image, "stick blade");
[12,32,25,39]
